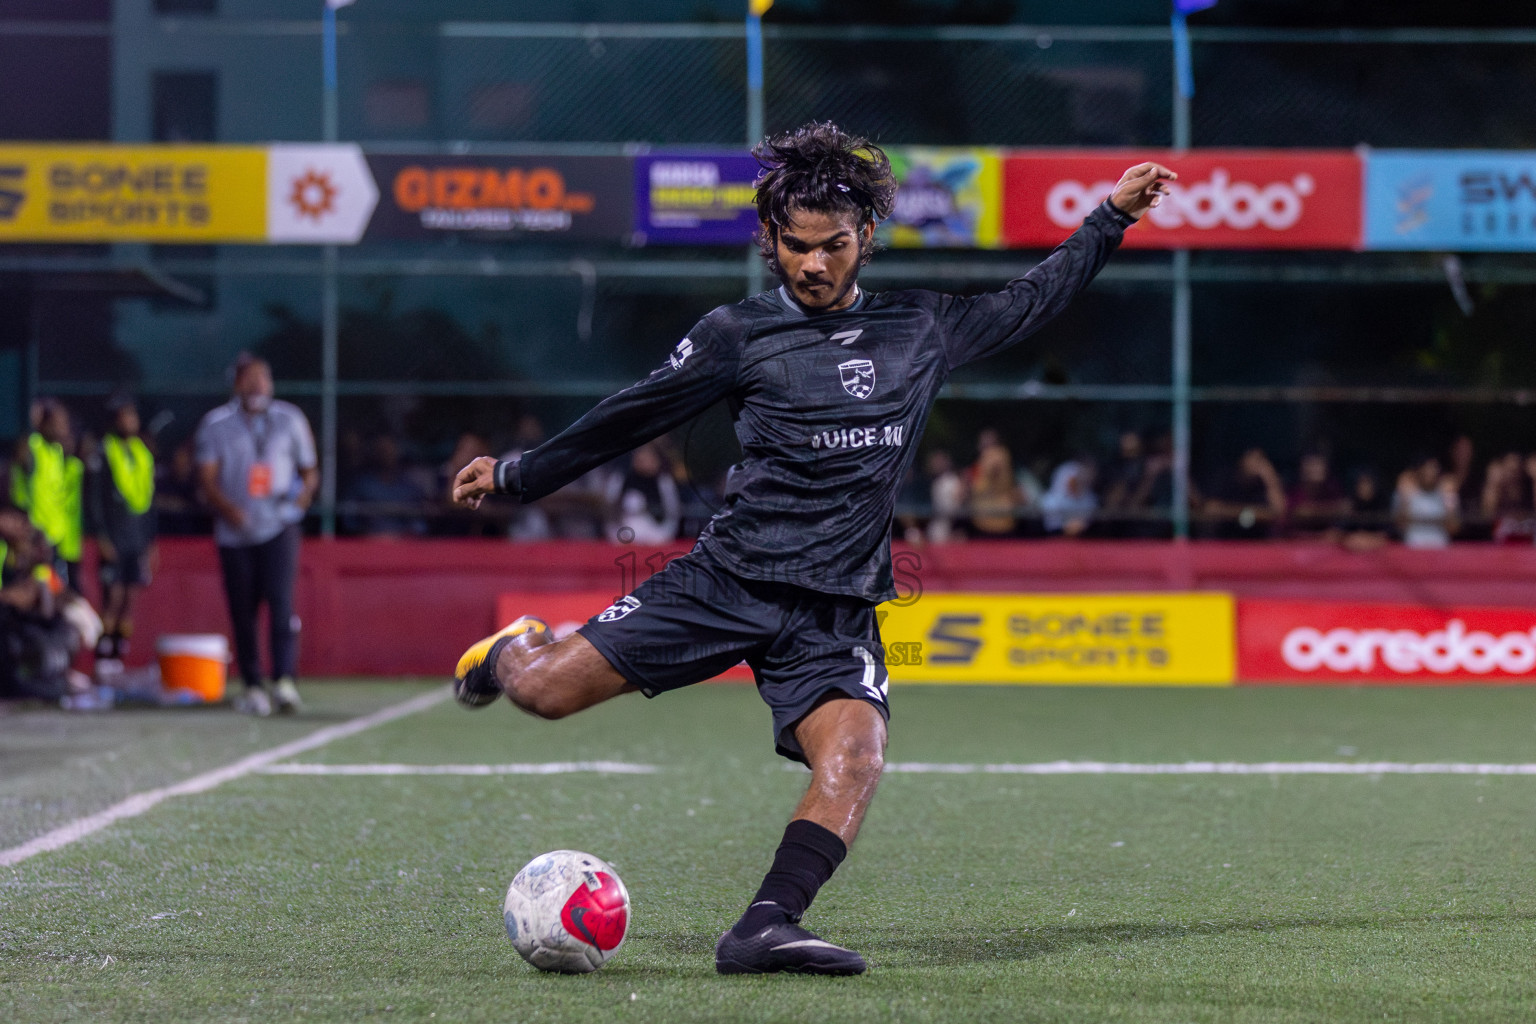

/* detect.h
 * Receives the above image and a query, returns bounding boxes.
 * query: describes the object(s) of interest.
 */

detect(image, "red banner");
[1238,599,1536,684]
[1002,150,1362,250]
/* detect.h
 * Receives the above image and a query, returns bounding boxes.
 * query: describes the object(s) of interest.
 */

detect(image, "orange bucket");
[156,634,229,702]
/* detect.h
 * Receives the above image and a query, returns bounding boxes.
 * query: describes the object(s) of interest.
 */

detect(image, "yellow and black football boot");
[452,616,548,709]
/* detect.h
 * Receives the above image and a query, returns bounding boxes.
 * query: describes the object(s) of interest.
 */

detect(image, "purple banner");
[633,152,759,245]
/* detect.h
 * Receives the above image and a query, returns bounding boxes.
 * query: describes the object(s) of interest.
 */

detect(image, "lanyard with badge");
[244,410,274,499]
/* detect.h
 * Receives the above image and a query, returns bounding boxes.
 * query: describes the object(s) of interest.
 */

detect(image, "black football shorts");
[576,550,889,764]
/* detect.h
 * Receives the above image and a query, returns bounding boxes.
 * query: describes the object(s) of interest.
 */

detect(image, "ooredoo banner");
[365,155,632,240]
[878,592,1235,685]
[1238,599,1536,684]
[1002,149,1362,250]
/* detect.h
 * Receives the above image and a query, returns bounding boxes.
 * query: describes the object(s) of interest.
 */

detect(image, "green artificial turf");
[4,683,1536,1023]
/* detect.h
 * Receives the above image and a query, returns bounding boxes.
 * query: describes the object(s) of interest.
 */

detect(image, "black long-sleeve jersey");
[515,199,1135,602]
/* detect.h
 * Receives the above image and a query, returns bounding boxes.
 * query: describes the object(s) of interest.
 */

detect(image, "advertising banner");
[0,145,267,242]
[880,147,1002,249]
[0,144,376,244]
[1002,149,1362,250]
[365,155,632,241]
[878,592,1235,685]
[631,147,1005,248]
[1238,599,1536,684]
[633,152,760,245]
[266,144,378,244]
[1364,150,1536,251]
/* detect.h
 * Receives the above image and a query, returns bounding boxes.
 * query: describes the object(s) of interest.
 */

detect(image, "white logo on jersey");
[809,423,904,450]
[668,338,694,370]
[838,358,876,399]
[597,596,641,622]
[831,329,863,346]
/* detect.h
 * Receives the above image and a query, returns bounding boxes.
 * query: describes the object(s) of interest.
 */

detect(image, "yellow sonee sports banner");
[878,592,1235,686]
[0,145,267,242]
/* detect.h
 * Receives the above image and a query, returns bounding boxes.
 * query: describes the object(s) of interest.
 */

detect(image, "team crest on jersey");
[838,358,876,400]
[597,596,641,622]
[669,338,694,370]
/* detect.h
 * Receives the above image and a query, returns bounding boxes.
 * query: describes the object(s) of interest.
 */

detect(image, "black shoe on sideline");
[714,921,867,976]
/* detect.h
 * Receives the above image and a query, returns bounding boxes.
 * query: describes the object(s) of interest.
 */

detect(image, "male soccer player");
[452,122,1173,975]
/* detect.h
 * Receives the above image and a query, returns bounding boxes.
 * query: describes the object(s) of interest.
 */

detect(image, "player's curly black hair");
[752,122,897,273]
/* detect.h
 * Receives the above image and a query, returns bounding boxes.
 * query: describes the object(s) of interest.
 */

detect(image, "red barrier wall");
[115,538,1536,677]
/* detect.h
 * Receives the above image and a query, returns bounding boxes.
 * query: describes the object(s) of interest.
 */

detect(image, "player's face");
[771,209,874,312]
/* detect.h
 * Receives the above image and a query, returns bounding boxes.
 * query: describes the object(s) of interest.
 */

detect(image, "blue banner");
[1364,150,1536,251]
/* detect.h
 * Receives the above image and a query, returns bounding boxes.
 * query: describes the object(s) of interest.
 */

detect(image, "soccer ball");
[503,850,630,973]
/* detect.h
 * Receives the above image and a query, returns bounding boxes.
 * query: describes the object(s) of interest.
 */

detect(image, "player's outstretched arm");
[455,317,742,507]
[938,160,1176,371]
[1108,162,1177,221]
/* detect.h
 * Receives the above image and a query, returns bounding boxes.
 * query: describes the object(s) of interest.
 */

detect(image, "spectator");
[926,449,965,544]
[967,441,1020,538]
[86,395,158,663]
[1203,447,1286,539]
[153,439,210,535]
[1340,469,1392,551]
[438,432,502,537]
[1122,431,1178,537]
[1040,459,1098,536]
[1447,434,1481,516]
[11,398,83,589]
[1286,451,1350,538]
[606,442,680,545]
[1393,455,1459,548]
[1100,430,1146,536]
[343,434,429,537]
[0,508,82,703]
[1481,451,1536,543]
[195,353,318,716]
[963,428,1003,490]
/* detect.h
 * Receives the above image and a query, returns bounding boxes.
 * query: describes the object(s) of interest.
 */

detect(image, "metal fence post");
[319,2,340,537]
[1170,21,1193,541]
[745,9,767,298]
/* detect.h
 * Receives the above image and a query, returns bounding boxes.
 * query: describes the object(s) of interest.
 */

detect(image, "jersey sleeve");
[936,199,1134,371]
[517,312,742,503]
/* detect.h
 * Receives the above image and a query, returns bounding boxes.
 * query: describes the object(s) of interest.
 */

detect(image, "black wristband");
[1100,197,1137,229]
[492,459,521,496]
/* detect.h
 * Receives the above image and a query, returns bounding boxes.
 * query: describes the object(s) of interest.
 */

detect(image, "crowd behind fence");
[19,397,1522,549]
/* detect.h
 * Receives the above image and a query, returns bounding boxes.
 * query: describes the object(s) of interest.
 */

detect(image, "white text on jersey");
[810,423,905,450]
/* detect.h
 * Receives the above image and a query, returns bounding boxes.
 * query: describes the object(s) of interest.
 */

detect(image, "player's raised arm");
[451,318,741,509]
[937,161,1176,370]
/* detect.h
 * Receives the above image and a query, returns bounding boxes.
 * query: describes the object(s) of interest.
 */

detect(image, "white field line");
[260,761,657,776]
[0,687,451,868]
[883,761,1536,775]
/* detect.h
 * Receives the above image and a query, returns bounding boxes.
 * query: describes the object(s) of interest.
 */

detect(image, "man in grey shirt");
[195,354,318,715]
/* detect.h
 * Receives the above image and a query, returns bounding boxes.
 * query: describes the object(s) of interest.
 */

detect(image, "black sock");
[732,819,847,937]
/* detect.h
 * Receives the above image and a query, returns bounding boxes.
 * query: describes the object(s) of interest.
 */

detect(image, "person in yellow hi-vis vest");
[87,395,157,662]
[10,398,81,590]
